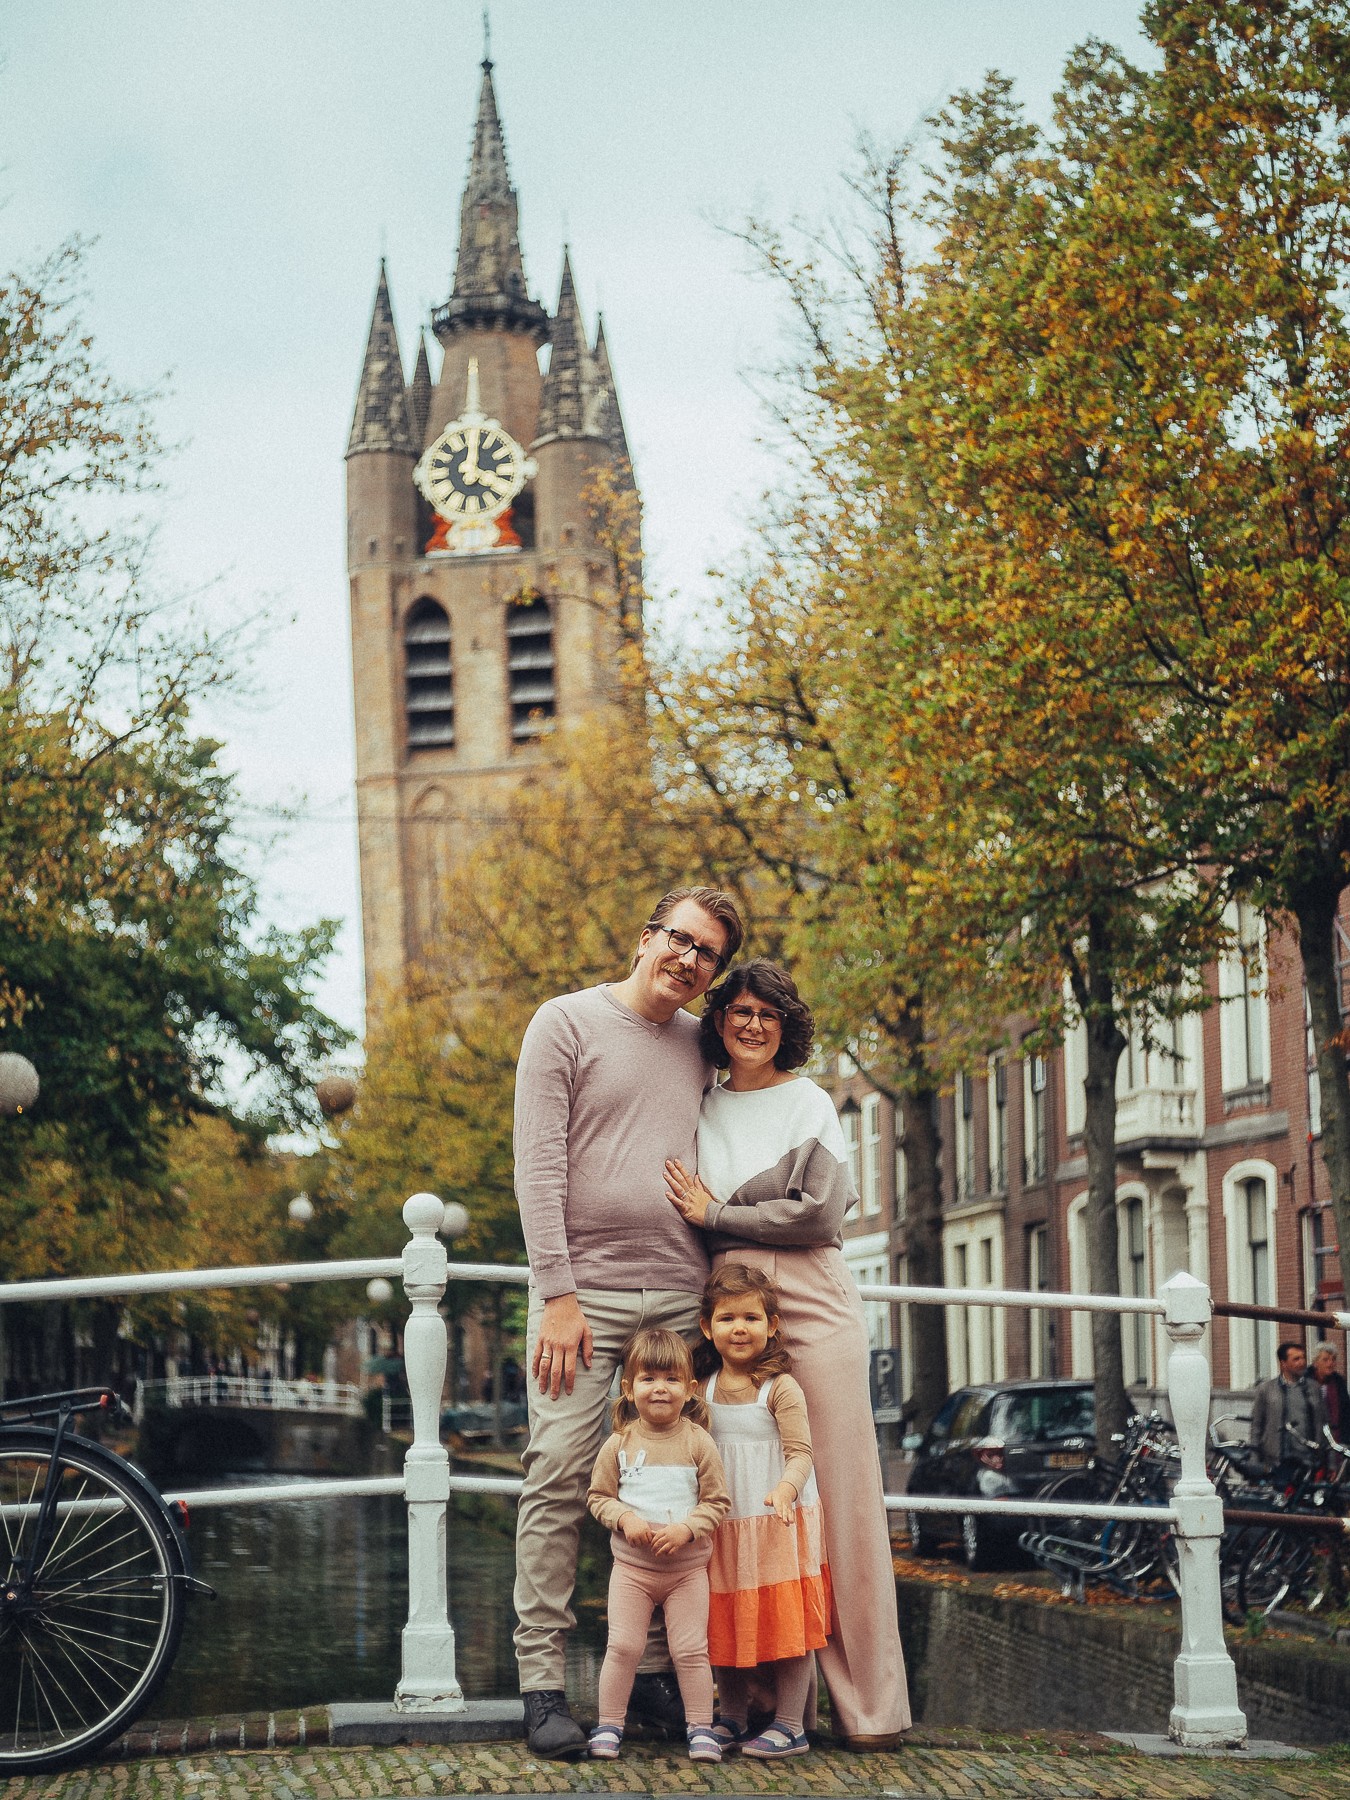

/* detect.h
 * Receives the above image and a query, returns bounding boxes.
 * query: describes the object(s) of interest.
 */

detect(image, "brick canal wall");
[897,1575,1350,1746]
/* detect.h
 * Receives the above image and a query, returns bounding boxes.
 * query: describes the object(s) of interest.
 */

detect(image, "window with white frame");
[1218,899,1269,1091]
[894,1136,908,1220]
[1028,1224,1051,1378]
[987,1054,1009,1190]
[1023,1053,1048,1184]
[1223,1165,1276,1389]
[944,1219,1005,1385]
[1064,1015,1087,1137]
[954,1073,976,1200]
[1067,1194,1094,1376]
[861,1092,882,1216]
[841,1103,860,1217]
[1305,984,1322,1139]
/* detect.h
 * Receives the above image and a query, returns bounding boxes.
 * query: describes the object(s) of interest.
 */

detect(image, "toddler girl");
[585,1327,730,1763]
[698,1261,830,1759]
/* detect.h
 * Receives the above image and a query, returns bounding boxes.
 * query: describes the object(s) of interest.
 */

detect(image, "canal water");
[157,1481,608,1719]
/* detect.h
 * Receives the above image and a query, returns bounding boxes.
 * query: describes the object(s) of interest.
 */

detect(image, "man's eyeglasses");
[647,923,726,975]
[725,1004,783,1031]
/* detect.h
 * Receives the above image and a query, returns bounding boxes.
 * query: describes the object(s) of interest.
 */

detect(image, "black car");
[904,1379,1095,1569]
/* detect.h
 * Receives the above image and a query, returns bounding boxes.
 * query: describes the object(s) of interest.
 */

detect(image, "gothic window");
[506,597,556,739]
[404,598,454,749]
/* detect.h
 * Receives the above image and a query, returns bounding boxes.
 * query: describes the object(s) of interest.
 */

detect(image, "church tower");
[346,52,636,1011]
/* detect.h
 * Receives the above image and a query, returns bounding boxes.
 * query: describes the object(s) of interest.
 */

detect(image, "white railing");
[4,1201,1304,1747]
[1114,1085,1199,1143]
[139,1374,365,1417]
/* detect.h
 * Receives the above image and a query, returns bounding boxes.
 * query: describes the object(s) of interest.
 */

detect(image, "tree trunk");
[1290,878,1350,1301]
[903,1074,949,1433]
[1081,930,1132,1447]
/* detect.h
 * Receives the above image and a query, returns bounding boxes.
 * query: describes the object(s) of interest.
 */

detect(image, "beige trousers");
[512,1285,702,1694]
[714,1245,912,1738]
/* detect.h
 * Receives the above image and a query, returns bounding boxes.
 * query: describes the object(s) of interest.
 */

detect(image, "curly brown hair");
[611,1327,709,1430]
[699,960,815,1072]
[694,1262,794,1386]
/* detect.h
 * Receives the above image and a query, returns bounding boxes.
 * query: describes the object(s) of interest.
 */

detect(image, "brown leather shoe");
[842,1730,907,1750]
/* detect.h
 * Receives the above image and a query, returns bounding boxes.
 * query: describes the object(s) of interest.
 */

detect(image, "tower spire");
[407,330,433,449]
[433,57,547,343]
[536,250,587,441]
[348,260,414,456]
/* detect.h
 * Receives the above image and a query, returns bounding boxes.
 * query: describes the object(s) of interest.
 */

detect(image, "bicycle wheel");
[0,1431,187,1772]
[1236,1524,1314,1617]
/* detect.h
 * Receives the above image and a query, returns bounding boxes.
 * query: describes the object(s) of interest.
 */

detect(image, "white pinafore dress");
[704,1371,831,1667]
[614,1448,699,1525]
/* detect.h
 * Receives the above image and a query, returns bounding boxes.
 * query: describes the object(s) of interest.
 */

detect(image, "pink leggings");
[598,1557,714,1729]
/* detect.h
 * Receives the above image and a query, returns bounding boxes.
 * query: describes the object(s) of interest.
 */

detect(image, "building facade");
[830,901,1350,1415]
[346,55,635,1009]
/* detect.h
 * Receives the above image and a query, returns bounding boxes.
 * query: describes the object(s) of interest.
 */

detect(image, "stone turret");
[432,57,548,346]
[535,251,586,441]
[587,316,634,480]
[407,332,434,452]
[347,261,414,456]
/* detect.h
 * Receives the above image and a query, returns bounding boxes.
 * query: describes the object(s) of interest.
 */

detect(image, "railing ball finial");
[403,1192,446,1236]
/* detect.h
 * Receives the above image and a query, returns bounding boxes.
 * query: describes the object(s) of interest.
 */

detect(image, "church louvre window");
[404,597,455,749]
[506,597,556,739]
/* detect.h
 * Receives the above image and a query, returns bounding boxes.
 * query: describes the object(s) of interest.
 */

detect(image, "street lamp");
[287,1193,316,1225]
[0,1054,39,1117]
[441,1201,470,1240]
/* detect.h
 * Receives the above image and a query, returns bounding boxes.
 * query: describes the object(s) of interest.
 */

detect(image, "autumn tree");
[0,244,345,1381]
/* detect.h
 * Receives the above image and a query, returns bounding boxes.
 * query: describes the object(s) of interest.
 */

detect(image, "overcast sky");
[3,1,1152,1042]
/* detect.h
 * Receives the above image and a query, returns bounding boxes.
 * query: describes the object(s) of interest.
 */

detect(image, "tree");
[0,243,346,1333]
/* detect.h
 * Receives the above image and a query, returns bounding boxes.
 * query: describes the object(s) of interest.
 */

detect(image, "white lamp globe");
[287,1193,316,1224]
[441,1201,470,1240]
[0,1054,40,1117]
[366,1277,394,1304]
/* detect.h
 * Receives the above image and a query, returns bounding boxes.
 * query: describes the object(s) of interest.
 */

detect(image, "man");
[511,885,744,1758]
[1311,1344,1349,1444]
[1248,1341,1328,1481]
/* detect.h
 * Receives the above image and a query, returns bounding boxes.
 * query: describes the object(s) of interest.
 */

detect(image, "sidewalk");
[10,1726,1348,1800]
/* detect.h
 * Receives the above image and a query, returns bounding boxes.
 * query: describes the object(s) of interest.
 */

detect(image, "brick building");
[828,899,1350,1415]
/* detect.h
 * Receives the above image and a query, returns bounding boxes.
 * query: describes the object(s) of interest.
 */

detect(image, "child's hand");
[618,1511,653,1548]
[649,1521,695,1556]
[764,1481,797,1525]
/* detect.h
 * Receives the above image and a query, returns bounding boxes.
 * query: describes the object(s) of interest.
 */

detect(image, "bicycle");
[0,1386,212,1773]
[1021,1412,1178,1599]
[1233,1424,1350,1618]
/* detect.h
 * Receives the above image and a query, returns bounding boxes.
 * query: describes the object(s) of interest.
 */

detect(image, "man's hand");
[649,1520,695,1557]
[533,1293,594,1398]
[618,1510,653,1548]
[764,1480,797,1524]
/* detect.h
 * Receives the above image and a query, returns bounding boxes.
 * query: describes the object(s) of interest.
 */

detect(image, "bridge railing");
[0,1192,1271,1748]
[137,1374,366,1416]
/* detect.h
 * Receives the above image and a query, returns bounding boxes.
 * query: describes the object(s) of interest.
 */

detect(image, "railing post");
[1161,1270,1246,1748]
[395,1191,464,1712]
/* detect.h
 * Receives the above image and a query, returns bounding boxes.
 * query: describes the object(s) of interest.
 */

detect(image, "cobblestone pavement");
[7,1730,1349,1800]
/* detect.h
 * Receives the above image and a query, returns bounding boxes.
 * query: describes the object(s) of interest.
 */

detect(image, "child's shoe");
[709,1716,747,1751]
[686,1724,723,1763]
[588,1726,623,1759]
[742,1721,810,1758]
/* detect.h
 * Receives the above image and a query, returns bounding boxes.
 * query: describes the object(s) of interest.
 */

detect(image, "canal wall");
[897,1574,1350,1747]
[138,1405,390,1480]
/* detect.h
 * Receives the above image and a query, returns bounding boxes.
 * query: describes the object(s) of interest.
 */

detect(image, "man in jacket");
[1248,1341,1327,1479]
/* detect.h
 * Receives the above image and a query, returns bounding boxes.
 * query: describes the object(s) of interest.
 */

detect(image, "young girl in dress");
[698,1262,830,1759]
[585,1327,730,1764]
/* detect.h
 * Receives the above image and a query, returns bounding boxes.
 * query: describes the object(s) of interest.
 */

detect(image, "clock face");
[415,419,531,521]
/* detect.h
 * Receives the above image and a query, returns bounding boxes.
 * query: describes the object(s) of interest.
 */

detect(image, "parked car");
[905,1379,1095,1569]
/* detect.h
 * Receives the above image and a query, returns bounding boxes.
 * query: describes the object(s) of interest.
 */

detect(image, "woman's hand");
[665,1158,715,1227]
[650,1520,695,1556]
[618,1511,653,1548]
[764,1481,797,1525]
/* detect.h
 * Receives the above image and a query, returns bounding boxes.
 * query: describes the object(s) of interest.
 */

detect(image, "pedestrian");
[1311,1344,1349,1444]
[511,884,744,1758]
[664,957,911,1746]
[698,1262,829,1760]
[1248,1341,1328,1482]
[585,1328,730,1764]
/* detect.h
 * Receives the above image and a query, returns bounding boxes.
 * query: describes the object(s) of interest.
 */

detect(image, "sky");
[2,0,1153,1044]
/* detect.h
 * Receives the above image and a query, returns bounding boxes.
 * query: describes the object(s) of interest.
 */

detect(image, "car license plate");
[1047,1451,1088,1468]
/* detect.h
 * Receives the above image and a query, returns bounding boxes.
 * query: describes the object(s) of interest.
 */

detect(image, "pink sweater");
[513,984,712,1300]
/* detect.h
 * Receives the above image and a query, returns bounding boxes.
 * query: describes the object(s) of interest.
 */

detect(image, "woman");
[664,959,910,1747]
